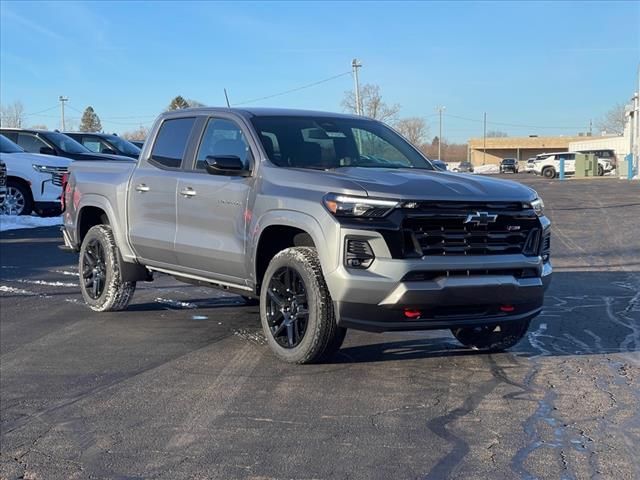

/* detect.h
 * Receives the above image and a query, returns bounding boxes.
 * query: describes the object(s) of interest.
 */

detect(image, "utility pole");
[352,59,362,115]
[483,112,487,165]
[59,95,68,130]
[436,106,446,160]
[589,119,593,136]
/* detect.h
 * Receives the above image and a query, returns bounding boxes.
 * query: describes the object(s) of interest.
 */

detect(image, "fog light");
[345,238,375,269]
[404,308,422,319]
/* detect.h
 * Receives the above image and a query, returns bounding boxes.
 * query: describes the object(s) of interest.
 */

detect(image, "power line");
[25,105,59,116]
[234,71,351,106]
[443,112,587,130]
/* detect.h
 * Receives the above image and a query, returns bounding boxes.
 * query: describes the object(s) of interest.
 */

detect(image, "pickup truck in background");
[61,107,552,364]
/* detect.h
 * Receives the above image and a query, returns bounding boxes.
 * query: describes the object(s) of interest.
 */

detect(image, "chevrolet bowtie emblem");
[464,211,498,226]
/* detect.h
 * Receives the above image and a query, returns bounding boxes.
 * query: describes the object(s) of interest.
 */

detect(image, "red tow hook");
[404,308,422,319]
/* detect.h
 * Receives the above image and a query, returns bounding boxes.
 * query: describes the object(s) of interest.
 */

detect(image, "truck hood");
[326,167,537,202]
[0,151,73,168]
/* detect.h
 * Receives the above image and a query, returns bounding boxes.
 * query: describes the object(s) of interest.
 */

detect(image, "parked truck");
[61,108,552,363]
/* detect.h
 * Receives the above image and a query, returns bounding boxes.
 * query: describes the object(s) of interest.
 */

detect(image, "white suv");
[533,152,612,179]
[0,134,72,216]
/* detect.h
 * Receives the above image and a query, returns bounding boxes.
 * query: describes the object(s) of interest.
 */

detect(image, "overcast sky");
[1,0,638,141]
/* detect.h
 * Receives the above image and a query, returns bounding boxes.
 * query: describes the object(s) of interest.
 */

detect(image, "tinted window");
[17,133,49,153]
[150,117,195,169]
[251,116,432,170]
[103,135,140,156]
[82,138,102,153]
[0,135,24,153]
[43,132,88,154]
[195,118,249,170]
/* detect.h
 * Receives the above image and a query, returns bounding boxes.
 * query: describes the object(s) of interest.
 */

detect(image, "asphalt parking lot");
[1,174,639,480]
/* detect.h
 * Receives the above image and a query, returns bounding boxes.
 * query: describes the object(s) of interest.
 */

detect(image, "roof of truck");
[160,107,364,121]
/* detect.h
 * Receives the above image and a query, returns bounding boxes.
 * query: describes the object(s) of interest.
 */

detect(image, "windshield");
[45,132,90,154]
[105,135,141,155]
[250,116,434,170]
[0,134,24,153]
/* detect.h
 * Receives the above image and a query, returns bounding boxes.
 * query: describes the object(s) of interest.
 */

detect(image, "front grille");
[48,167,68,186]
[402,203,541,256]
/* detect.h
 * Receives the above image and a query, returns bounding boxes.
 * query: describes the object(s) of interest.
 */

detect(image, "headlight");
[33,164,57,174]
[323,193,400,218]
[529,198,545,216]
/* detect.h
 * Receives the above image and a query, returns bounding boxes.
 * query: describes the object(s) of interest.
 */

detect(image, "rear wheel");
[598,164,604,176]
[79,225,136,312]
[260,247,345,364]
[542,167,556,179]
[451,319,531,352]
[2,181,33,216]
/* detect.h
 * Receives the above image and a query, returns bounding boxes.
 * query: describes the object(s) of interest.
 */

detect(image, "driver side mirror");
[204,155,249,176]
[40,146,57,156]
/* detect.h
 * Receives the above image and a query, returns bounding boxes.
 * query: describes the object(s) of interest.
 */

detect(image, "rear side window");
[150,117,195,169]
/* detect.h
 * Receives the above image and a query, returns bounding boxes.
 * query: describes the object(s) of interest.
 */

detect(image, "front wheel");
[2,181,33,216]
[79,225,136,312]
[451,319,531,352]
[260,247,346,364]
[598,165,604,176]
[542,167,556,179]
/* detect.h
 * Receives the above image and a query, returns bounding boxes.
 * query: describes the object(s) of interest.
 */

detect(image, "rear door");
[174,116,254,284]
[128,117,196,266]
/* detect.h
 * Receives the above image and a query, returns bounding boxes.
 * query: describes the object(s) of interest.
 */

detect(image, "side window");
[82,138,102,153]
[195,118,250,171]
[2,132,18,142]
[17,133,49,153]
[150,117,195,169]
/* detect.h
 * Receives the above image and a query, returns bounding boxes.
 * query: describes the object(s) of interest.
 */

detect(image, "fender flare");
[249,210,341,293]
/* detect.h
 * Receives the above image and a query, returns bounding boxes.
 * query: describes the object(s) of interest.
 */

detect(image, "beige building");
[467,136,587,165]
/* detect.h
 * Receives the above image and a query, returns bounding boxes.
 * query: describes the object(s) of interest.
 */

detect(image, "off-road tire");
[260,247,345,364]
[542,167,556,179]
[451,318,531,352]
[597,165,604,176]
[79,225,136,312]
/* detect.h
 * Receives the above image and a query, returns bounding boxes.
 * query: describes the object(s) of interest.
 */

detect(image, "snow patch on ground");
[473,164,500,175]
[13,279,77,288]
[155,297,198,309]
[0,215,62,232]
[51,269,80,277]
[0,285,38,296]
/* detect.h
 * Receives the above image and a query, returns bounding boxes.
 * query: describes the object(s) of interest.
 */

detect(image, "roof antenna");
[224,88,230,108]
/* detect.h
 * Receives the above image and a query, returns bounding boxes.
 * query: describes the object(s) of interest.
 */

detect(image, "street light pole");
[483,112,487,165]
[437,106,445,160]
[352,59,362,115]
[59,95,68,130]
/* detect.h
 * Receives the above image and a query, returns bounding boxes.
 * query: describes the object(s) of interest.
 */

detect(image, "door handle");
[180,187,197,197]
[135,183,150,193]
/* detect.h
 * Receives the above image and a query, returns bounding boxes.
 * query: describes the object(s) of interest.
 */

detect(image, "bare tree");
[394,117,429,146]
[0,101,25,128]
[30,124,48,130]
[596,103,626,135]
[121,125,149,141]
[342,84,400,123]
[486,130,508,138]
[186,99,205,108]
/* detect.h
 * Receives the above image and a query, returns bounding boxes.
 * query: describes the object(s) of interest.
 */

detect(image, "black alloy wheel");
[82,238,107,299]
[265,266,309,348]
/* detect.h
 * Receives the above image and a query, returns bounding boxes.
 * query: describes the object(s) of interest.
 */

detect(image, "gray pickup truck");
[62,107,551,363]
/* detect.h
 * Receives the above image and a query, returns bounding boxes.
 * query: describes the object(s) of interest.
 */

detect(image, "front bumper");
[325,226,552,332]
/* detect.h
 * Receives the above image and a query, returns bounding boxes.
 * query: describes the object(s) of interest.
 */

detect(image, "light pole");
[352,59,362,115]
[436,106,445,160]
[59,95,68,130]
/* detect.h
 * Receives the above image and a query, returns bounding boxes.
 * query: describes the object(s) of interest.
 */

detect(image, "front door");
[174,117,253,284]
[128,116,196,266]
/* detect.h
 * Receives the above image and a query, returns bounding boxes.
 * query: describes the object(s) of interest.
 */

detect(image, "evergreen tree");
[167,96,190,110]
[79,106,102,132]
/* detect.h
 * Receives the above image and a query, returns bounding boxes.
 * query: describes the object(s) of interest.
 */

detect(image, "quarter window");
[195,118,250,171]
[150,117,195,169]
